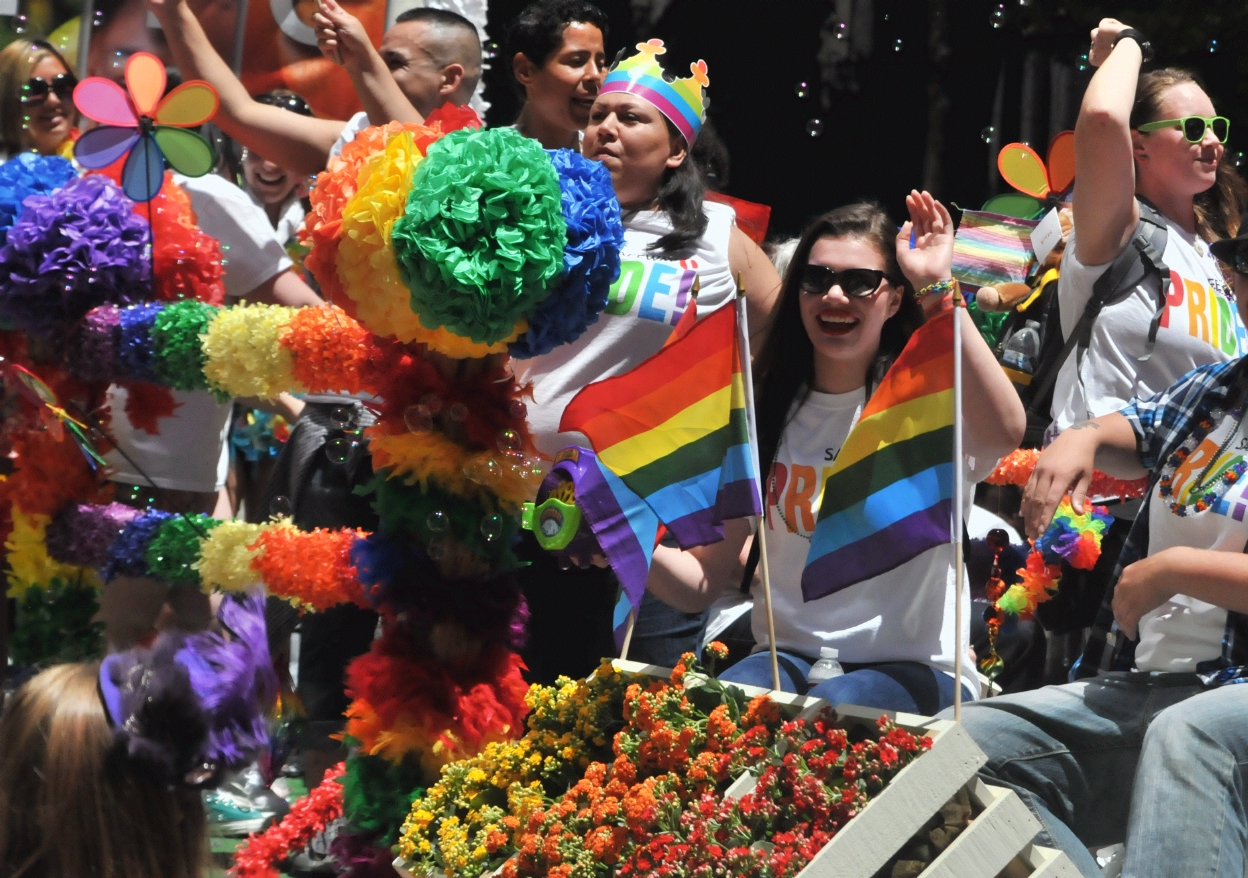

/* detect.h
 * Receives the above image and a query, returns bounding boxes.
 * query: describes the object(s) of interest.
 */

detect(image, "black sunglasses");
[256,92,312,117]
[21,71,77,105]
[800,264,897,298]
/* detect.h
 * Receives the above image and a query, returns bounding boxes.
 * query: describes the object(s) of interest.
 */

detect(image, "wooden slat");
[919,780,1041,878]
[793,721,986,878]
[1015,844,1084,878]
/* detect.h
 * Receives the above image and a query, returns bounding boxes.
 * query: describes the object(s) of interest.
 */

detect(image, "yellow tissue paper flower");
[201,303,304,399]
[194,519,266,592]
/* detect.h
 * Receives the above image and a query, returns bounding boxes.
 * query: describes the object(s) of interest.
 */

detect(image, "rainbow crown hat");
[601,39,709,145]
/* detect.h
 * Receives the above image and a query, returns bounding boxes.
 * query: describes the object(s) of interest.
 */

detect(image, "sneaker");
[286,815,346,875]
[204,762,291,837]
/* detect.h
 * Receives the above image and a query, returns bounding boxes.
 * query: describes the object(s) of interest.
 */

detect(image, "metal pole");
[76,0,93,80]
[231,0,250,75]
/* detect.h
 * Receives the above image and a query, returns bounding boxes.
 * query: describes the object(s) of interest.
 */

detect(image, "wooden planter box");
[393,664,1068,878]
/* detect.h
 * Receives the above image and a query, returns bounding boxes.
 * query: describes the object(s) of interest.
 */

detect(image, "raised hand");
[895,189,955,293]
[1089,18,1130,67]
[313,0,373,69]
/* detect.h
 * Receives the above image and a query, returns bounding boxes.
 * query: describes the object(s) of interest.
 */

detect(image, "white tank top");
[513,201,737,458]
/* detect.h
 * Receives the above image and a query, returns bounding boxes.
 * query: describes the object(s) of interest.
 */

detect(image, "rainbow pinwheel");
[72,52,218,202]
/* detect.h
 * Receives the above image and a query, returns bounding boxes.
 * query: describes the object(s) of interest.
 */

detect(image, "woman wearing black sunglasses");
[644,193,1025,714]
[0,39,78,161]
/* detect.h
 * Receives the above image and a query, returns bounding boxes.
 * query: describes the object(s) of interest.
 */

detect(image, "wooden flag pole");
[619,608,637,661]
[952,283,966,723]
[735,274,781,692]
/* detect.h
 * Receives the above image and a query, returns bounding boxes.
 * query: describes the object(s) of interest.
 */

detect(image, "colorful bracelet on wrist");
[915,278,957,300]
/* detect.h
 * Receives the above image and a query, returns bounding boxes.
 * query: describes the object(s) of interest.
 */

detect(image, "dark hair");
[255,89,312,117]
[645,115,709,256]
[396,6,477,31]
[1131,67,1248,241]
[394,7,483,76]
[505,0,608,97]
[0,39,76,156]
[689,119,730,192]
[752,202,924,493]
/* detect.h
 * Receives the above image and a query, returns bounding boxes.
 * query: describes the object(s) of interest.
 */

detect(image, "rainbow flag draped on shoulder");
[560,301,761,549]
[801,306,956,601]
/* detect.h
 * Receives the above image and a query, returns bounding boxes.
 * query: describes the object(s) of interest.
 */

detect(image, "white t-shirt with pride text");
[1052,219,1246,431]
[1136,411,1248,672]
[513,202,739,458]
[760,387,981,699]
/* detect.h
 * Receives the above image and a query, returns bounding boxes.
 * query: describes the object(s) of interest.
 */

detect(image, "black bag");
[999,200,1171,447]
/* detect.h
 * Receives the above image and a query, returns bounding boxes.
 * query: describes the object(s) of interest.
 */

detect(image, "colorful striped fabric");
[952,209,1038,293]
[560,302,761,549]
[801,306,956,601]
[546,446,660,647]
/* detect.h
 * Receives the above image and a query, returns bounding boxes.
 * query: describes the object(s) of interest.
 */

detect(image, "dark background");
[480,0,1248,237]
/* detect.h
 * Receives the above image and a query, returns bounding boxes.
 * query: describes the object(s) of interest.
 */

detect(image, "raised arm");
[313,0,424,125]
[896,191,1026,465]
[146,0,346,176]
[728,225,782,352]
[1071,18,1142,267]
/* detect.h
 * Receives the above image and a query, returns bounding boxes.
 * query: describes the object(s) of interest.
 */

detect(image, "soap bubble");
[329,405,353,430]
[893,39,903,51]
[427,537,446,560]
[403,405,432,432]
[806,118,825,138]
[447,402,468,422]
[269,495,292,517]
[981,126,996,143]
[426,510,449,533]
[1208,39,1219,53]
[325,437,354,464]
[990,4,1006,28]
[480,514,504,542]
[795,81,810,98]
[497,429,522,454]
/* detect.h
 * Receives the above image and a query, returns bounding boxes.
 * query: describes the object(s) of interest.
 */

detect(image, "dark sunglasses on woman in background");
[800,264,899,298]
[21,72,77,105]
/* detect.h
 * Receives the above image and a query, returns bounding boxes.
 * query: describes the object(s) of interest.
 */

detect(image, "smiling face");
[22,54,75,156]
[583,91,686,210]
[514,22,606,132]
[242,148,300,207]
[1134,81,1224,199]
[799,235,903,394]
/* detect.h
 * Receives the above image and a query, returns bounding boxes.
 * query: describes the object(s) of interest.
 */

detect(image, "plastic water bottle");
[806,647,844,685]
[1001,320,1042,376]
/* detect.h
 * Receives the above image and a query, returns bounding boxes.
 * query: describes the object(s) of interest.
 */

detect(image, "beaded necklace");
[1157,403,1248,516]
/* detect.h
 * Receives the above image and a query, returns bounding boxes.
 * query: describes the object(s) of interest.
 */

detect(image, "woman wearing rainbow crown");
[511,39,782,679]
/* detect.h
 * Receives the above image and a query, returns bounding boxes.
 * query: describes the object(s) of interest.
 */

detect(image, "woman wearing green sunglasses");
[1048,18,1248,443]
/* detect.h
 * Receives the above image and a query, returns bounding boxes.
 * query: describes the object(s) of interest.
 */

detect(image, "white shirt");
[330,112,371,160]
[760,388,984,698]
[1052,220,1246,431]
[1135,411,1248,671]
[104,174,292,493]
[512,202,738,458]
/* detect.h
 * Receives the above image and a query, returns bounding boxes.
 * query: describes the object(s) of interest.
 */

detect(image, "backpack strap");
[1023,201,1169,423]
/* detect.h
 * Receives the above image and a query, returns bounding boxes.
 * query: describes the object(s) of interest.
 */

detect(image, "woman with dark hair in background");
[644,194,1025,712]
[0,39,78,160]
[510,39,781,679]
[507,0,609,149]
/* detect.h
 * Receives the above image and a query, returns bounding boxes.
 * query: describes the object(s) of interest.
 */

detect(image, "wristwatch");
[1112,28,1154,63]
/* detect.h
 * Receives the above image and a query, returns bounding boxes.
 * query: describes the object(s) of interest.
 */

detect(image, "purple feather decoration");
[329,832,397,878]
[177,592,276,769]
[66,305,123,383]
[105,632,211,786]
[46,501,142,568]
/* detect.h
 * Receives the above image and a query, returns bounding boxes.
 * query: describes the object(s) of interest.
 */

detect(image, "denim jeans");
[947,674,1248,878]
[718,650,970,716]
[627,591,709,669]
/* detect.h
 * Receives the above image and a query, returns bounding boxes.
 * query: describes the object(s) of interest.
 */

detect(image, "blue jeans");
[718,650,970,716]
[947,675,1248,878]
[627,591,709,669]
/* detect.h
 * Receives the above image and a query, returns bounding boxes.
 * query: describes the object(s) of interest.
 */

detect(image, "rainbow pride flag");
[801,306,956,601]
[560,302,761,548]
[952,210,1038,293]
